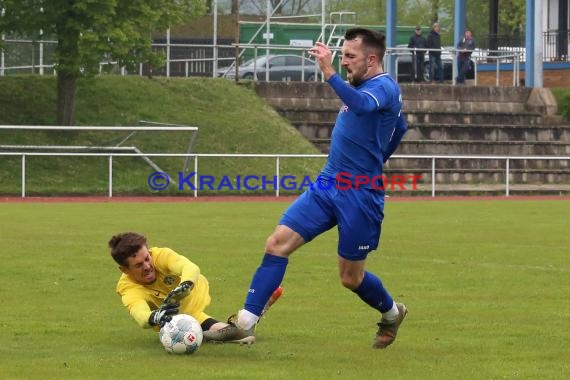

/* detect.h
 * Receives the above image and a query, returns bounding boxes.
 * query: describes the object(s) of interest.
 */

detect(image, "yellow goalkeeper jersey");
[116,247,212,329]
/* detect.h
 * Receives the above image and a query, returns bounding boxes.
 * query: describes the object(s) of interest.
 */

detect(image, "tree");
[0,0,206,125]
[327,0,383,25]
[466,0,525,49]
[241,0,319,16]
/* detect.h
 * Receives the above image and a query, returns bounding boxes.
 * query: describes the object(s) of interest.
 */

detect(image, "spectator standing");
[426,22,443,83]
[456,29,475,84]
[408,26,427,82]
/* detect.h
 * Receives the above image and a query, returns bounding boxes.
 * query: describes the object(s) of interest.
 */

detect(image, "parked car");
[217,54,319,82]
[393,46,474,82]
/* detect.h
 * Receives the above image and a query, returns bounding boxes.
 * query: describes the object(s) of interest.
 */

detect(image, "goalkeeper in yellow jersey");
[109,232,282,345]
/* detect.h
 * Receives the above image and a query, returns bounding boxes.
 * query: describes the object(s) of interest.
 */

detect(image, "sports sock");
[352,271,394,313]
[381,302,400,322]
[201,318,219,331]
[236,309,259,330]
[241,253,288,327]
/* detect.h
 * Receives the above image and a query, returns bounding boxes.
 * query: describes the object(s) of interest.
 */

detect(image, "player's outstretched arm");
[163,281,194,306]
[149,302,179,327]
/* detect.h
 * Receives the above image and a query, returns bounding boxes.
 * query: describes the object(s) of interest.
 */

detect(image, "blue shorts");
[279,177,385,261]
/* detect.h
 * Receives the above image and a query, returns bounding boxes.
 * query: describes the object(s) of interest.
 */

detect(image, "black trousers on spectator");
[412,52,425,82]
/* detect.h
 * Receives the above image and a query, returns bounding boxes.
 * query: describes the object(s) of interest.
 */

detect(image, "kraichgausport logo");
[147,172,422,192]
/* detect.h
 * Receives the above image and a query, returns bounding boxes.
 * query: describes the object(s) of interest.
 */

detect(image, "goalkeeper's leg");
[202,286,283,345]
[202,322,256,345]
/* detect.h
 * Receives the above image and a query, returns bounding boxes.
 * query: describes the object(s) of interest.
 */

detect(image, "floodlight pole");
[1,32,4,76]
[234,0,240,82]
[0,8,4,76]
[386,0,397,76]
[266,0,271,81]
[39,7,44,75]
[213,0,218,78]
[321,0,326,43]
[166,28,171,77]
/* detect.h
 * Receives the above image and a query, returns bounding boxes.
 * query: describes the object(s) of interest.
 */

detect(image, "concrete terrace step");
[405,111,543,126]
[281,109,544,126]
[254,82,537,104]
[267,97,538,119]
[253,82,338,99]
[400,83,533,103]
[404,123,570,142]
[294,121,570,142]
[385,157,570,170]
[383,168,570,184]
[265,97,340,111]
[267,95,532,114]
[403,99,527,114]
[309,138,570,156]
[279,110,338,124]
[398,140,570,155]
[396,183,570,196]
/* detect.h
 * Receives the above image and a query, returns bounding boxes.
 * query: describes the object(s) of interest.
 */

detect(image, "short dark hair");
[109,232,147,266]
[344,27,386,62]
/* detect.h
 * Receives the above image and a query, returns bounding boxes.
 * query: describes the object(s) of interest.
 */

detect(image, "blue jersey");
[280,71,407,259]
[320,73,403,187]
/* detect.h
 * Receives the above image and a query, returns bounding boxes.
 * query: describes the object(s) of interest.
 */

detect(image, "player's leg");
[236,185,336,331]
[180,275,256,344]
[234,225,302,330]
[338,257,407,348]
[260,285,284,318]
[201,317,256,345]
[201,286,282,345]
[194,284,285,345]
[338,258,399,328]
[335,188,407,348]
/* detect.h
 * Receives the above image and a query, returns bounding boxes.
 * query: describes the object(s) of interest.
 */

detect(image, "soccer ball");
[159,314,203,354]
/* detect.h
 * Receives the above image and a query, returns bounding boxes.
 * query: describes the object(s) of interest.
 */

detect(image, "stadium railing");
[1,151,569,198]
[0,124,199,196]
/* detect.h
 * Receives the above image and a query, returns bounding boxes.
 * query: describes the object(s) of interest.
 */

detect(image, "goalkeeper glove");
[148,302,179,327]
[163,281,194,305]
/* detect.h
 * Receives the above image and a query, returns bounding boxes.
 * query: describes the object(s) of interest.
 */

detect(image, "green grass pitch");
[1,199,569,379]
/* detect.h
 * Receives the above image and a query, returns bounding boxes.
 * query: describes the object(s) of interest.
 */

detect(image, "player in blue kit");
[231,27,408,349]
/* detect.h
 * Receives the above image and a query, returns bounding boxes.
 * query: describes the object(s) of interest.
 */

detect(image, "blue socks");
[352,271,394,313]
[244,253,288,316]
[244,255,392,316]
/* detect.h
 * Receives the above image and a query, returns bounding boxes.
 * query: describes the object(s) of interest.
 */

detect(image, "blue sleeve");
[383,113,408,163]
[327,74,379,115]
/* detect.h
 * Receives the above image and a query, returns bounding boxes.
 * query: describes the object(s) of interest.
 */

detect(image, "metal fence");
[2,31,567,82]
[1,151,569,198]
[0,39,523,86]
[543,29,570,61]
[480,31,569,61]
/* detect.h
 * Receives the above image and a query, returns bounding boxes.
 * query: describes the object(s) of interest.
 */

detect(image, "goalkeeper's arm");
[163,281,194,306]
[148,302,179,327]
